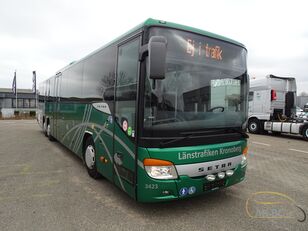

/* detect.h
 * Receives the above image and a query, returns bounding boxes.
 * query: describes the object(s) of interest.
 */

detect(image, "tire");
[302,126,308,141]
[47,123,55,141]
[248,119,260,134]
[43,121,48,137]
[84,137,101,179]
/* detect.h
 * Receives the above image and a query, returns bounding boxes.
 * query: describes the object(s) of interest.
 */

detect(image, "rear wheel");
[43,121,48,137]
[303,126,308,141]
[248,119,260,134]
[84,137,101,179]
[47,123,55,141]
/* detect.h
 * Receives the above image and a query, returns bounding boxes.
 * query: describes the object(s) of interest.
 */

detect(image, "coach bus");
[37,18,249,202]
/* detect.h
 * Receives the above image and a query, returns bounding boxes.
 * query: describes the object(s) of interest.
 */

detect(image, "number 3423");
[145,184,158,189]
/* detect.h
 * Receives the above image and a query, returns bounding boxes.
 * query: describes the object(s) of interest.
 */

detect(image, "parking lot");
[0,120,307,230]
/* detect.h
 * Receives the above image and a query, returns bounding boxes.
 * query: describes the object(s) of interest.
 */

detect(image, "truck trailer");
[248,74,308,140]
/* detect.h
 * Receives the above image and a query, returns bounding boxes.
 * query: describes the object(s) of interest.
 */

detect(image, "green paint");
[39,19,248,203]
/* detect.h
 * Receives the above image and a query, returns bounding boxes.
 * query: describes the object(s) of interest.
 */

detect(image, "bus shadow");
[119,187,235,218]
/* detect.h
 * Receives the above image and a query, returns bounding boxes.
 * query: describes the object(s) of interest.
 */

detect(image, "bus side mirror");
[148,36,167,80]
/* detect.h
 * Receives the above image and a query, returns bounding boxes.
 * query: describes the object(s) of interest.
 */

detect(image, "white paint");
[251,141,270,146]
[92,102,111,114]
[289,148,308,154]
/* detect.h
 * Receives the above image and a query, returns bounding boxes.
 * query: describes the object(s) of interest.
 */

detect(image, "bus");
[37,18,249,202]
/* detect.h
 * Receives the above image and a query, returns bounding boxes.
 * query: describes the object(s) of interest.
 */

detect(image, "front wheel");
[248,119,260,134]
[84,138,101,179]
[303,126,308,141]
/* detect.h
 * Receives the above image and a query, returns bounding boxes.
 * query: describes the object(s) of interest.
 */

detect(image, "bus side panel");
[112,123,137,199]
[87,107,114,182]
[58,103,86,157]
[137,147,178,202]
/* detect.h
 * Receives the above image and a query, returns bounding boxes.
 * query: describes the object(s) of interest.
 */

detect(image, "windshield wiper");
[159,128,248,148]
[225,128,249,138]
[159,135,194,148]
[159,129,225,148]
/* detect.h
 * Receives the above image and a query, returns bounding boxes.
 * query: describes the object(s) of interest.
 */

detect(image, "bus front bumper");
[137,164,247,203]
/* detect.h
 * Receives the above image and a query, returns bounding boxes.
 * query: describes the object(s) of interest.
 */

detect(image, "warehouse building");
[0,88,36,118]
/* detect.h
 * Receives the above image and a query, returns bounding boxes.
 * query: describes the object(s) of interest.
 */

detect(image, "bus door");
[53,73,61,139]
[113,36,141,198]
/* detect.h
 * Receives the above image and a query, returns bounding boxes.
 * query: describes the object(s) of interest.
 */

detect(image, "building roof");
[0,88,34,94]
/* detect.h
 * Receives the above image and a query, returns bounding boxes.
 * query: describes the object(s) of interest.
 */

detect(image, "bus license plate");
[204,179,225,191]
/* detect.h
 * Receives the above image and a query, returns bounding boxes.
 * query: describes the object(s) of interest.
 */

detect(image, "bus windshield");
[142,28,248,137]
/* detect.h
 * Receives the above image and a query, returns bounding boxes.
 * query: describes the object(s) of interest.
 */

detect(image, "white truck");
[248,74,308,141]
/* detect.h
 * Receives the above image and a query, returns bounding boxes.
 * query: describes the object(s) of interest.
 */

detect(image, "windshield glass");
[142,28,248,137]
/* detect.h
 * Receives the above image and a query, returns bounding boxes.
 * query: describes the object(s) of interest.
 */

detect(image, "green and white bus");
[38,19,249,202]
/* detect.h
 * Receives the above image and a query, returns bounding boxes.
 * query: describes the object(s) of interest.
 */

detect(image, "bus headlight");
[143,159,178,180]
[241,155,247,167]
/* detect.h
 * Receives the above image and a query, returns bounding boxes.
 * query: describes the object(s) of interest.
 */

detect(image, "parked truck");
[248,74,308,141]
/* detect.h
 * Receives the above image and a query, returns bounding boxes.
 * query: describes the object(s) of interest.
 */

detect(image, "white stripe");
[93,128,113,163]
[93,127,126,192]
[72,105,90,151]
[74,106,92,152]
[252,141,270,146]
[289,148,308,154]
[62,122,135,160]
[68,104,88,147]
[113,165,125,191]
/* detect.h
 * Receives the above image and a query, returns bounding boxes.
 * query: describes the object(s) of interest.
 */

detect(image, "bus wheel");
[43,121,48,137]
[84,138,101,179]
[248,119,260,134]
[47,124,55,141]
[303,126,308,141]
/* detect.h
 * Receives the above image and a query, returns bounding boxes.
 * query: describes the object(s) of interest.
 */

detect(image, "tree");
[299,91,308,96]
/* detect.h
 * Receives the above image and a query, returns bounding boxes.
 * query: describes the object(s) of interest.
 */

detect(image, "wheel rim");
[305,129,308,137]
[85,145,95,169]
[250,122,257,131]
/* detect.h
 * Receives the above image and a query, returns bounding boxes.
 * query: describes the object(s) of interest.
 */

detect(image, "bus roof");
[143,18,245,48]
[55,18,245,75]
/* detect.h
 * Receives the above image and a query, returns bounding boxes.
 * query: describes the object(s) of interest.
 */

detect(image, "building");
[0,88,36,117]
[297,96,308,109]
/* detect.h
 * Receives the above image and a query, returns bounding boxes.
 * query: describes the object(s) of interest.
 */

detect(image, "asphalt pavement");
[0,120,307,230]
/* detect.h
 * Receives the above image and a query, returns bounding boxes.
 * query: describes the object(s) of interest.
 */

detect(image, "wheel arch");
[82,131,94,158]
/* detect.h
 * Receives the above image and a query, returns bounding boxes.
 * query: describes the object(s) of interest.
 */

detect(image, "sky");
[0,0,307,94]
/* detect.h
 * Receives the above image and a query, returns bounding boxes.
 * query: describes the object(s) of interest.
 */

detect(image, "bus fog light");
[162,190,171,195]
[205,174,215,181]
[226,170,234,177]
[217,172,225,179]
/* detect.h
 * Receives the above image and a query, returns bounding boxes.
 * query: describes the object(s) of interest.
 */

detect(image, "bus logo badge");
[179,187,188,196]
